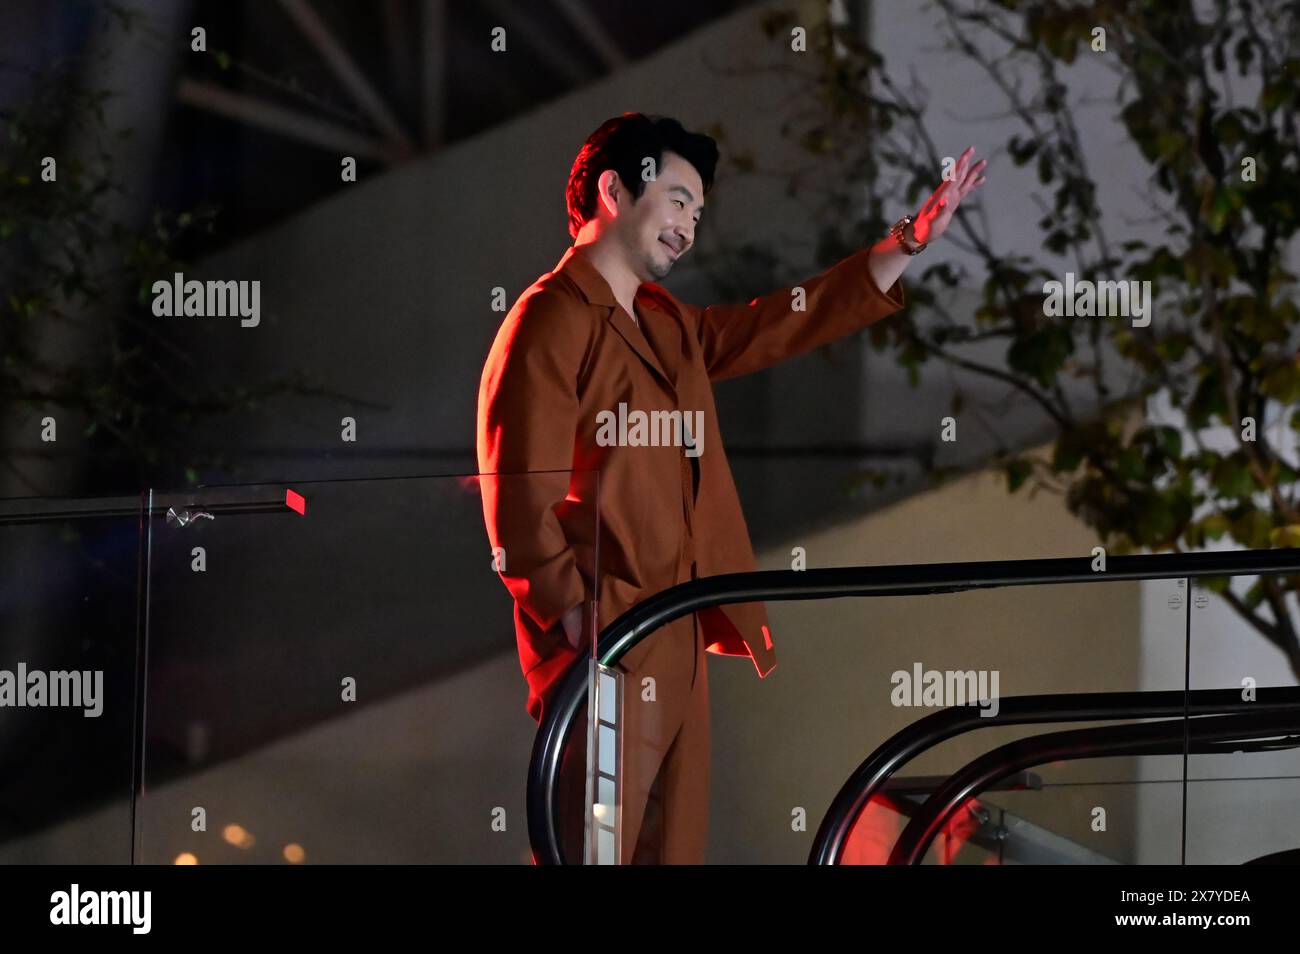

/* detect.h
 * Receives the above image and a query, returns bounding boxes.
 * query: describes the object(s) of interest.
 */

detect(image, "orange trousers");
[551,608,710,864]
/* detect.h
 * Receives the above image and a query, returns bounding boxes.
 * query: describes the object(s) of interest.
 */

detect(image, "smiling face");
[612,150,705,282]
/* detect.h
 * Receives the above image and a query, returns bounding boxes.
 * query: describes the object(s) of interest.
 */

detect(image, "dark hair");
[565,113,719,239]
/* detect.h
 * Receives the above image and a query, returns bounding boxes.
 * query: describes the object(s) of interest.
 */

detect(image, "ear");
[597,169,622,218]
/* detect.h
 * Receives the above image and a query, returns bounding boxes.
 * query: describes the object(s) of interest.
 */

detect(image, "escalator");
[529,549,1300,864]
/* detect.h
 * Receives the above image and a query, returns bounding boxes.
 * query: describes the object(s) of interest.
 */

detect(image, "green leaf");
[1232,510,1273,549]
[1200,574,1229,594]
[1007,326,1073,387]
[1201,514,1230,540]
[1261,358,1300,403]
[1053,430,1085,473]
[1261,82,1288,111]
[1006,459,1033,493]
[1212,456,1256,499]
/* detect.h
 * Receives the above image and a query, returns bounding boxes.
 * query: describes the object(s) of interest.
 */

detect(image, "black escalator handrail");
[528,547,1300,865]
[591,549,1300,668]
[888,708,1300,865]
[526,650,593,865]
[810,685,1300,865]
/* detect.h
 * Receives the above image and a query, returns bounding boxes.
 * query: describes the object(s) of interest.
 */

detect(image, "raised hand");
[912,146,988,246]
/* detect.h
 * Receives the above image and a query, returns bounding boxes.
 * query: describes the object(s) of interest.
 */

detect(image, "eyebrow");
[669,185,704,217]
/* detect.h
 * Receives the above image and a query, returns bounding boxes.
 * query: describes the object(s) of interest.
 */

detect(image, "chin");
[644,255,672,281]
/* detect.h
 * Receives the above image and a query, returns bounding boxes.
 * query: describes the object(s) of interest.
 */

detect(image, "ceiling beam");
[382,0,417,110]
[479,0,591,87]
[176,77,400,163]
[552,0,627,71]
[421,0,447,150]
[277,0,414,157]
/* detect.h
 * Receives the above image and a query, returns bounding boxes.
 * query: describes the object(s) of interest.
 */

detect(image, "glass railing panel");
[1186,571,1300,864]
[1184,776,1300,865]
[0,492,145,863]
[932,777,1187,865]
[699,574,1190,863]
[137,470,599,864]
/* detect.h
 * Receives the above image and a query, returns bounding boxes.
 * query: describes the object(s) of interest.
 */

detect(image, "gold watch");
[891,215,927,255]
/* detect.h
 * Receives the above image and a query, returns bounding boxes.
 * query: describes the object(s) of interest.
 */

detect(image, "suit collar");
[555,242,617,308]
[555,243,677,394]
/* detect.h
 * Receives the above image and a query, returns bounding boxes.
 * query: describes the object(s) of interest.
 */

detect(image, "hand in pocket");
[561,602,587,650]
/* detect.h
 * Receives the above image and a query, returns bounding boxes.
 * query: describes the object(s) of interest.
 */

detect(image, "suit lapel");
[556,244,678,397]
[634,301,683,392]
[608,306,679,396]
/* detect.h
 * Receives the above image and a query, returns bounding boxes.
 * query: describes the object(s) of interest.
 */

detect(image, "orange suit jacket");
[478,241,906,722]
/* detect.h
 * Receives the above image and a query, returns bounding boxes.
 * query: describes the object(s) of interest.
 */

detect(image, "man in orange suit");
[477,113,986,863]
